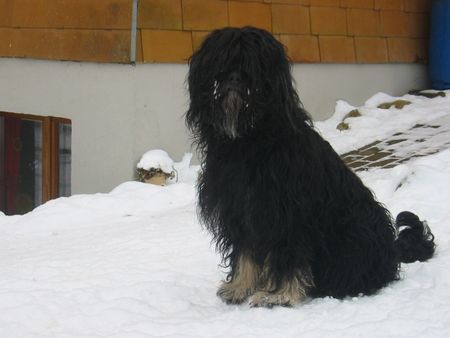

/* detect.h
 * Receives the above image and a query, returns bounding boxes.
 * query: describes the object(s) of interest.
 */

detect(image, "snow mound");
[137,149,174,174]
[316,90,450,154]
[173,153,200,184]
[364,92,398,108]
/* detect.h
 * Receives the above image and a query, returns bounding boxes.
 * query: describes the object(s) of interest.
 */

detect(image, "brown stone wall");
[0,0,431,64]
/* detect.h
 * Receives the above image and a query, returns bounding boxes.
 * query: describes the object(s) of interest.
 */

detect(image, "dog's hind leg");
[249,264,313,308]
[217,254,260,304]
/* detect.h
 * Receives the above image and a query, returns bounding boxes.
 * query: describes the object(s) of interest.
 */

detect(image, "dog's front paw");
[217,282,253,305]
[249,291,298,308]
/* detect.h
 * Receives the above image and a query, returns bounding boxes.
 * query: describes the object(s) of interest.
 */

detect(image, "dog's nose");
[227,71,242,83]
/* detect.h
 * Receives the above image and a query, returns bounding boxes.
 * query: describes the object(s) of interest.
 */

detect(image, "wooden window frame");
[49,116,71,199]
[0,111,71,208]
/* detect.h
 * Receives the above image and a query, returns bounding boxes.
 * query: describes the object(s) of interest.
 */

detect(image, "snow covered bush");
[136,149,175,186]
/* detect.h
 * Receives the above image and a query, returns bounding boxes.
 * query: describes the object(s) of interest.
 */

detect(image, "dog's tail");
[394,211,436,263]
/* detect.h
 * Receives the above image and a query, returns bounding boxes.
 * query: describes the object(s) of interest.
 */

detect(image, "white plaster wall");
[0,58,429,194]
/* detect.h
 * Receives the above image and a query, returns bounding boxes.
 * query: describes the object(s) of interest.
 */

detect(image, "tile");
[141,29,193,63]
[138,0,182,30]
[182,0,228,31]
[229,1,272,31]
[311,7,347,35]
[11,0,132,29]
[279,34,320,62]
[272,4,310,34]
[347,8,379,36]
[403,0,431,12]
[340,0,373,9]
[380,10,409,37]
[319,36,355,62]
[355,37,388,63]
[374,0,403,10]
[0,28,130,62]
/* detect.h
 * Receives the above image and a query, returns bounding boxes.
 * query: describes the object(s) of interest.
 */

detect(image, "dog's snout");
[222,71,245,93]
[227,71,242,83]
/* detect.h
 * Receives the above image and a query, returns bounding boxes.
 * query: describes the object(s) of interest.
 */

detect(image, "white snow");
[316,91,450,154]
[137,149,175,174]
[1,91,450,337]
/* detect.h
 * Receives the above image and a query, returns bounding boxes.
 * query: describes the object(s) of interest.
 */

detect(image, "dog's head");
[186,26,307,141]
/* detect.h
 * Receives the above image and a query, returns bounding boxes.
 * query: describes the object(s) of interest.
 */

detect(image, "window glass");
[58,123,72,197]
[0,116,43,215]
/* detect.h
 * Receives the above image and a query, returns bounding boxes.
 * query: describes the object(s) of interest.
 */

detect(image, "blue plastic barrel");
[430,0,450,89]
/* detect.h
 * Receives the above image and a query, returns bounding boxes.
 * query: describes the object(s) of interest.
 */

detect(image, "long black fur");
[186,27,436,305]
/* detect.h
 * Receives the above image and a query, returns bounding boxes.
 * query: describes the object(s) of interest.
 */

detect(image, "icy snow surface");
[1,92,450,337]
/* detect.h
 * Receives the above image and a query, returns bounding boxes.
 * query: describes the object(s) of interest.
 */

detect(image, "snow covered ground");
[1,91,450,338]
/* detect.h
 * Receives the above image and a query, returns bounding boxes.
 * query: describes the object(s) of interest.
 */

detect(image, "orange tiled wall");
[139,0,430,63]
[0,0,431,64]
[0,0,132,63]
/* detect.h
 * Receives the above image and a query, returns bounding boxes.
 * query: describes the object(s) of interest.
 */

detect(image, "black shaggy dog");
[186,26,435,308]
